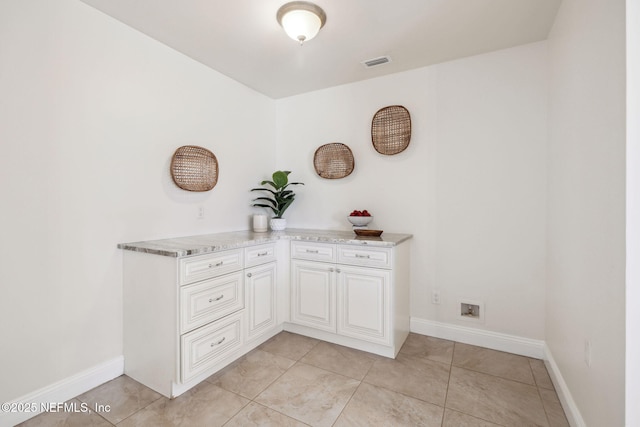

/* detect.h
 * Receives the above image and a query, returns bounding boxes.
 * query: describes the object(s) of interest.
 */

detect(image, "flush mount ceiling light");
[276,1,326,45]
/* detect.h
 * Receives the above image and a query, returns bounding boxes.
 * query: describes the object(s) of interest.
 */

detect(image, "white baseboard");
[543,344,586,427]
[410,317,545,359]
[1,356,124,427]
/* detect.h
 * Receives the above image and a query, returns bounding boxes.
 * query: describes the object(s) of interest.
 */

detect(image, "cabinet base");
[283,322,408,359]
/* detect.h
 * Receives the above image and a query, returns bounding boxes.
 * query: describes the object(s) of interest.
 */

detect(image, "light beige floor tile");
[452,342,536,385]
[258,331,319,361]
[17,399,112,427]
[299,341,380,380]
[399,333,455,365]
[224,401,309,427]
[539,388,570,427]
[334,382,443,427]
[210,349,295,399]
[76,375,162,424]
[446,367,548,427]
[363,354,450,405]
[255,362,359,427]
[530,358,555,390]
[117,381,249,427]
[442,409,502,427]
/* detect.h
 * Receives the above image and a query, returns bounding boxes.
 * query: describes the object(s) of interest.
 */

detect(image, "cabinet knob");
[336,268,341,273]
[247,273,252,278]
[329,268,334,272]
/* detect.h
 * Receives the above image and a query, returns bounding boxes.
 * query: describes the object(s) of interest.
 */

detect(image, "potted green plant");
[251,170,304,230]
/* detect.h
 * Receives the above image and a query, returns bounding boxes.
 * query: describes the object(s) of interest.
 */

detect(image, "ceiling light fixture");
[276,1,326,45]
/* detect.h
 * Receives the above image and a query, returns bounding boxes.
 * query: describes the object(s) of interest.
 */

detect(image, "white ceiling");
[80,0,561,99]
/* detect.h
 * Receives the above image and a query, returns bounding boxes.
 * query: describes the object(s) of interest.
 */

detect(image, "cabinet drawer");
[179,271,244,334]
[180,312,242,383]
[179,249,243,285]
[337,246,392,269]
[291,241,336,263]
[244,243,277,268]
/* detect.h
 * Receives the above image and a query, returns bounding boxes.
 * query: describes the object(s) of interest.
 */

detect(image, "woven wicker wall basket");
[371,105,412,155]
[313,143,355,179]
[170,145,219,192]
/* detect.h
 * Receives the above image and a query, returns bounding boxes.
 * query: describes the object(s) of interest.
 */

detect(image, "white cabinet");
[123,243,280,399]
[291,259,336,332]
[179,271,244,334]
[337,265,391,345]
[121,232,410,397]
[288,241,409,357]
[181,311,243,383]
[245,262,277,341]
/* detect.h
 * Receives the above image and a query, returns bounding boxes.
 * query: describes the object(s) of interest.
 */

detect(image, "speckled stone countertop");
[118,228,413,257]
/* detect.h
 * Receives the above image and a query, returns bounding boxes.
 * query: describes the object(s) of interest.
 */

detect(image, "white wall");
[276,42,548,341]
[0,0,275,403]
[627,0,640,425]
[546,0,626,425]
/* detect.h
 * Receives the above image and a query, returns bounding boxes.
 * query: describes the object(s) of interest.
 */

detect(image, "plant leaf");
[272,171,289,189]
[252,197,276,206]
[259,180,277,189]
[251,188,278,196]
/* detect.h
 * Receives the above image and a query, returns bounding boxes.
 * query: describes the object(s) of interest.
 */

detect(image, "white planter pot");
[270,218,287,231]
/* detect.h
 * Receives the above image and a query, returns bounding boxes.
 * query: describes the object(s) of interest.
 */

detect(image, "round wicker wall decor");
[371,105,411,155]
[170,145,219,192]
[313,143,355,179]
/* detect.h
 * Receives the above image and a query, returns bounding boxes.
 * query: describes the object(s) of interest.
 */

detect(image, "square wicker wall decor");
[371,105,411,155]
[170,145,219,192]
[313,143,355,179]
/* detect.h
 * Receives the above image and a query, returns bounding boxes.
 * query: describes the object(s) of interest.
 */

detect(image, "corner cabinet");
[122,242,279,399]
[120,230,411,398]
[288,240,410,358]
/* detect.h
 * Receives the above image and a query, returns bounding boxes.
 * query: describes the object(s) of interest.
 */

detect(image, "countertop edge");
[118,229,413,258]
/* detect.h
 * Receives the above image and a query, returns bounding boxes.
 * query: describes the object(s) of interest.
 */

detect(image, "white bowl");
[347,216,373,226]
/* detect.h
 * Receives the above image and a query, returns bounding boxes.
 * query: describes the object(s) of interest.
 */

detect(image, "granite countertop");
[118,228,413,257]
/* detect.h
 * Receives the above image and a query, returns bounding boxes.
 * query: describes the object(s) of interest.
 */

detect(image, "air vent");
[361,56,392,68]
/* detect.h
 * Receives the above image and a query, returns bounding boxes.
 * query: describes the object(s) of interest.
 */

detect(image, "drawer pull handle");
[329,267,334,272]
[208,261,224,268]
[209,295,224,303]
[210,337,226,347]
[247,273,252,278]
[257,252,268,257]
[306,249,319,254]
[355,254,371,259]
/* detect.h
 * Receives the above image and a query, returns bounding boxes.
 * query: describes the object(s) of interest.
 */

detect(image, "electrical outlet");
[584,339,591,367]
[197,205,205,219]
[431,290,441,305]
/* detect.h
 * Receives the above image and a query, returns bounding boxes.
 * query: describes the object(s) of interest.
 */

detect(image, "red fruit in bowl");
[362,210,371,216]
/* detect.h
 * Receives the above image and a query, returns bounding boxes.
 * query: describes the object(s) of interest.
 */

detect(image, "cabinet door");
[337,265,391,345]
[245,262,277,340]
[291,260,336,332]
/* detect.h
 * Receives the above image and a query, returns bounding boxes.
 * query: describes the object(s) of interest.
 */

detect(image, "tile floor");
[18,332,570,427]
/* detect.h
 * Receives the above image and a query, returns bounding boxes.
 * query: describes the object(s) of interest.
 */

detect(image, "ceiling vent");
[361,56,392,68]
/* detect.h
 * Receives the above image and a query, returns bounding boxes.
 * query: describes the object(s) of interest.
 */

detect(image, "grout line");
[440,342,456,427]
[329,380,362,427]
